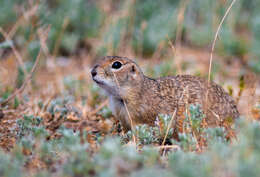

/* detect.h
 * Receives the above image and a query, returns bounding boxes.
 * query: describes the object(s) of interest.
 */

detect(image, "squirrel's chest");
[109,96,125,116]
[108,96,131,129]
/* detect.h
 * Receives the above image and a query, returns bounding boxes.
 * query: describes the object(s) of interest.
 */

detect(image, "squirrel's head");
[91,56,144,98]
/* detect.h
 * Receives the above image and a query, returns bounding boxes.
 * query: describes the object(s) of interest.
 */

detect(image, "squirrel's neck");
[123,76,159,105]
[121,76,160,123]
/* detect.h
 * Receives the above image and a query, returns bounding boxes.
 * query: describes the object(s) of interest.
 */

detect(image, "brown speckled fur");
[91,56,239,133]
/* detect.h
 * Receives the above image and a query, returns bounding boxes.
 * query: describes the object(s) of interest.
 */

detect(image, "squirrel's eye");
[112,61,122,69]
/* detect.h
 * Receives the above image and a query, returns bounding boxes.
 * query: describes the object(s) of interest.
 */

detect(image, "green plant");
[39,0,102,55]
[16,115,45,139]
[135,124,157,145]
[0,150,24,177]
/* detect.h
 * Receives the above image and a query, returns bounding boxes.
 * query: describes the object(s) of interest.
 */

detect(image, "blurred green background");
[0,0,260,72]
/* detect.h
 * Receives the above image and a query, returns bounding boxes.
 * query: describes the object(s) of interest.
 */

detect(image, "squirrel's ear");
[131,65,136,73]
[129,64,138,79]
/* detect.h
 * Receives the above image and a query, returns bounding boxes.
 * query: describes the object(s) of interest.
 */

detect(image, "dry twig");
[8,5,39,39]
[158,145,180,151]
[207,0,237,83]
[161,109,177,147]
[112,72,137,145]
[172,0,190,74]
[0,27,50,106]
[206,0,237,109]
[0,49,42,106]
[0,28,28,75]
[88,99,109,116]
[161,86,188,147]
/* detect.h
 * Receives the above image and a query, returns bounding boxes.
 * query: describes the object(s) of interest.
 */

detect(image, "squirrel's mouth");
[92,77,120,97]
[93,78,104,85]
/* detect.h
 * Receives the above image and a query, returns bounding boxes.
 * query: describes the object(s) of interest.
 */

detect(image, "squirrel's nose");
[91,65,98,77]
[91,68,97,77]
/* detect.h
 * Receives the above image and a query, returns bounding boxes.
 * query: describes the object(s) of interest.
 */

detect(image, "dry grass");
[206,0,238,115]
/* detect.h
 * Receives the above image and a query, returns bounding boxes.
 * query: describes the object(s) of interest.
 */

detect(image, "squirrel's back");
[153,75,239,129]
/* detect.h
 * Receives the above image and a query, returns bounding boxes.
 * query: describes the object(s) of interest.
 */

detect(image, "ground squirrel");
[91,56,239,134]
